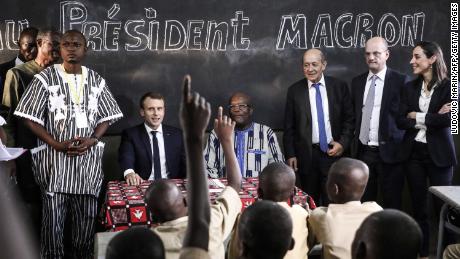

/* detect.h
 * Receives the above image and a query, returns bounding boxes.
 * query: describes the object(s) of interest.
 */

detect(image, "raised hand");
[179,75,211,139]
[213,106,235,144]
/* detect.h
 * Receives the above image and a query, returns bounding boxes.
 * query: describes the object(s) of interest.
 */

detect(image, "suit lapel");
[412,80,423,112]
[163,125,171,171]
[324,76,334,129]
[427,82,443,113]
[356,75,367,128]
[138,124,152,165]
[379,69,393,122]
[301,79,312,127]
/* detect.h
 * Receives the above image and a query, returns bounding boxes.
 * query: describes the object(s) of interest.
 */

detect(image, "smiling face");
[410,46,436,76]
[303,49,326,83]
[365,37,389,74]
[18,33,37,61]
[140,97,165,130]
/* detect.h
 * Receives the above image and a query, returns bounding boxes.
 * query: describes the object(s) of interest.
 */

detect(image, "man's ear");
[257,187,263,199]
[354,241,367,259]
[333,183,339,196]
[139,108,145,117]
[288,238,295,251]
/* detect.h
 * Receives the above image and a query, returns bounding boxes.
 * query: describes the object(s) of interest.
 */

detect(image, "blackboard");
[0,0,453,133]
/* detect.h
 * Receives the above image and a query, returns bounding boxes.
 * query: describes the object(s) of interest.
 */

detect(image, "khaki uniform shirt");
[153,186,241,259]
[308,201,383,259]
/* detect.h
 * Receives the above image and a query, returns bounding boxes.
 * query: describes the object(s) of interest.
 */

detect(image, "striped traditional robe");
[204,122,284,178]
[14,64,123,196]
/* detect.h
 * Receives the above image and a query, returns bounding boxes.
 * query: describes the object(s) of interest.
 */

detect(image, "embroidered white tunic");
[14,64,123,196]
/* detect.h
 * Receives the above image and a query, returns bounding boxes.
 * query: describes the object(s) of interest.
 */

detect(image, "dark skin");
[145,180,187,223]
[258,162,296,202]
[326,158,369,204]
[180,75,242,250]
[180,75,211,250]
[18,32,37,62]
[23,31,105,156]
[228,92,253,130]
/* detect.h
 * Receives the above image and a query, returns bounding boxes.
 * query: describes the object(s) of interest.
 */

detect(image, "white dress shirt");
[123,123,168,179]
[414,81,437,143]
[362,66,387,146]
[308,75,333,145]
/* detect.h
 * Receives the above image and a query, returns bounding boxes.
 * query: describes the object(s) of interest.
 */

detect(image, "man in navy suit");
[284,48,354,206]
[351,37,408,209]
[118,92,186,185]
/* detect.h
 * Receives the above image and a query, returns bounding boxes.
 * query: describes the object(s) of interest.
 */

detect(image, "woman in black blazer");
[397,41,457,258]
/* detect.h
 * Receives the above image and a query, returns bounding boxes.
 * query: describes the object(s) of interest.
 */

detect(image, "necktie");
[359,75,378,145]
[313,83,328,153]
[151,131,162,179]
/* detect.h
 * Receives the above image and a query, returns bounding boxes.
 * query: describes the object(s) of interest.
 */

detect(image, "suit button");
[380,141,386,145]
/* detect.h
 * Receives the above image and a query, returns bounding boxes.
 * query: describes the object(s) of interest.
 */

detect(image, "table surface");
[429,186,460,211]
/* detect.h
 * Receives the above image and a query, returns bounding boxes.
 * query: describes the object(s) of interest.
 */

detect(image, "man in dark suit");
[119,92,186,185]
[284,48,354,205]
[351,37,408,209]
[0,27,38,100]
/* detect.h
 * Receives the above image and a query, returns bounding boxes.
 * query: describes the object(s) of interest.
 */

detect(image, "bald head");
[326,158,369,204]
[352,209,422,259]
[258,162,296,202]
[365,37,389,74]
[145,180,187,223]
[239,200,294,259]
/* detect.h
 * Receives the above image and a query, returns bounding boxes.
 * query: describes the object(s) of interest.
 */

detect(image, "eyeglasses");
[228,104,251,111]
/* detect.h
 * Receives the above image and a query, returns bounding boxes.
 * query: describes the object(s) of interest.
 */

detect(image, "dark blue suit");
[284,76,354,205]
[118,123,186,180]
[351,68,408,209]
[397,78,456,256]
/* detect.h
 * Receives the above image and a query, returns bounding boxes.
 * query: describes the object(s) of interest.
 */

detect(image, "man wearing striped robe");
[14,30,123,259]
[204,92,283,178]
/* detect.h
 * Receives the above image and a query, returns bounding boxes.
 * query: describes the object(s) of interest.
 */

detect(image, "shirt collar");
[367,66,387,82]
[15,56,24,66]
[308,74,326,88]
[235,122,254,134]
[160,216,189,226]
[145,123,163,135]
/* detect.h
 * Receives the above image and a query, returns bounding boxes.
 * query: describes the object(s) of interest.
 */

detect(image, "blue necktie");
[313,83,328,153]
[151,131,162,179]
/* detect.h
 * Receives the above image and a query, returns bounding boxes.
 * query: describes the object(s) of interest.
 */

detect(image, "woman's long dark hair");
[414,41,448,91]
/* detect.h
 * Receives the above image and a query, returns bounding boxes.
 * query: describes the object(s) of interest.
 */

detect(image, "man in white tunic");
[14,30,123,259]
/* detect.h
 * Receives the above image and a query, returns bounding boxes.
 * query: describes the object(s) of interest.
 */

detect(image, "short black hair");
[352,209,422,259]
[18,27,38,41]
[238,200,293,259]
[139,92,165,108]
[106,227,165,259]
[62,29,87,46]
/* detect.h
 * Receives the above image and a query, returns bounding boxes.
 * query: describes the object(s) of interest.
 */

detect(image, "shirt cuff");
[123,169,135,178]
[415,112,426,127]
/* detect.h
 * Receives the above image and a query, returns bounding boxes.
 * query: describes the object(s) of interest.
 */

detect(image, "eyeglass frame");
[228,104,251,111]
